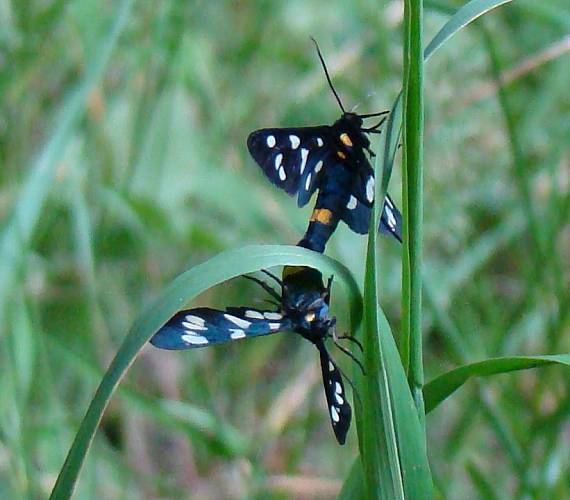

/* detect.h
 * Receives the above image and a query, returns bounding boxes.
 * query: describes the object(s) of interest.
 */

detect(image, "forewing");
[150,307,292,350]
[318,346,351,445]
[247,127,332,207]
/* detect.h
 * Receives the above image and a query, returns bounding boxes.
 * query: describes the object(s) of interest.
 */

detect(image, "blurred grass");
[1,0,569,498]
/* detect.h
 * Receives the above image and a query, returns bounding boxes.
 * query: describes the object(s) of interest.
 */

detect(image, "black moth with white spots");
[150,266,356,445]
[247,40,403,253]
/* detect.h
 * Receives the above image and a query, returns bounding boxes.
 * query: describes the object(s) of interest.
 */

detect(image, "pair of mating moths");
[150,42,403,445]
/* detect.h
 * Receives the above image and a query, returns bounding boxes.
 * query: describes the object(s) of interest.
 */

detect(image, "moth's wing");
[318,346,351,445]
[247,126,333,207]
[378,194,403,242]
[150,307,292,350]
[349,160,376,208]
[341,192,403,243]
[341,195,371,234]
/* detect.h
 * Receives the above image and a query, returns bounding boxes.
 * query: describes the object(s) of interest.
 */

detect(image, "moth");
[248,39,402,253]
[150,266,361,445]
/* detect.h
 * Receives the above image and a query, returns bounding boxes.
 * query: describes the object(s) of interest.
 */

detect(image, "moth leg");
[362,115,387,132]
[333,340,366,376]
[336,334,363,353]
[253,298,281,308]
[242,275,281,302]
[260,269,283,288]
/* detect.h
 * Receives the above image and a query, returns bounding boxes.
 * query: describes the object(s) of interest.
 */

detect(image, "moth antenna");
[358,110,390,119]
[242,275,282,302]
[310,37,346,114]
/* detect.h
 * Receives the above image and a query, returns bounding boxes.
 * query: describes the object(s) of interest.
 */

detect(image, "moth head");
[342,112,364,128]
[337,113,370,149]
[301,295,333,332]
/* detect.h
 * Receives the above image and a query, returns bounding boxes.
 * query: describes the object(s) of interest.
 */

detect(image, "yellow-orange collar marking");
[339,133,353,147]
[310,208,334,225]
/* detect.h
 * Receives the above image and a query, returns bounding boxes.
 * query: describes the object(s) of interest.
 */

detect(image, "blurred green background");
[1,0,569,498]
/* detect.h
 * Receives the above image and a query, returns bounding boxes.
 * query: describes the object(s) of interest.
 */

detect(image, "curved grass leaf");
[424,354,570,414]
[50,245,362,500]
[376,0,514,194]
[424,0,514,62]
[48,337,248,458]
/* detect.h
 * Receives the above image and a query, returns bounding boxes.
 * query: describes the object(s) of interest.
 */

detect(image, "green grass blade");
[402,0,425,418]
[342,305,433,499]
[375,0,514,197]
[345,1,517,496]
[424,354,570,413]
[424,0,514,62]
[352,19,432,494]
[466,461,501,500]
[49,245,362,499]
[359,222,405,499]
[338,459,365,499]
[0,0,135,328]
[47,337,248,458]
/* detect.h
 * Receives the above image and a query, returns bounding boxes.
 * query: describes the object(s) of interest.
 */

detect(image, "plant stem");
[402,0,425,421]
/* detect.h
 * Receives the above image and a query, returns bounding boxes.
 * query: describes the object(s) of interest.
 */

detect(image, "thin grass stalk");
[402,0,425,421]
[0,0,135,330]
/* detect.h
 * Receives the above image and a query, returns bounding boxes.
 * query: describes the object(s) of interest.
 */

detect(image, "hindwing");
[341,193,403,242]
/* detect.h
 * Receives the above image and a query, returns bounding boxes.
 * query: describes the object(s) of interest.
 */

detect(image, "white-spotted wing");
[318,345,351,445]
[350,162,376,208]
[342,193,403,242]
[150,307,292,350]
[247,127,333,207]
[380,195,403,242]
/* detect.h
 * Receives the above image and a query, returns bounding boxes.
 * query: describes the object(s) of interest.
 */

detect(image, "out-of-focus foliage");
[0,0,568,498]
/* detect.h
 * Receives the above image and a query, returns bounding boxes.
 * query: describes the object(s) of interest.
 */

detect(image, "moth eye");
[305,312,316,322]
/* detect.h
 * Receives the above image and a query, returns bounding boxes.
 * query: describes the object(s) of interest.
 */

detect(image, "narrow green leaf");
[47,337,248,458]
[338,459,365,499]
[466,461,501,500]
[375,0,515,198]
[342,306,433,499]
[345,0,517,496]
[401,0,426,417]
[358,217,405,499]
[424,0,514,62]
[424,355,570,414]
[50,245,362,499]
[0,0,135,328]
[352,27,432,498]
